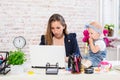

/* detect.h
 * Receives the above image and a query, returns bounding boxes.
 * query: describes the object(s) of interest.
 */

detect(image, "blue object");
[0,60,3,64]
[85,24,102,34]
[65,67,72,71]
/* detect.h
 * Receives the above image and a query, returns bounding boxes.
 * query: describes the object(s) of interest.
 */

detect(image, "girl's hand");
[89,38,93,44]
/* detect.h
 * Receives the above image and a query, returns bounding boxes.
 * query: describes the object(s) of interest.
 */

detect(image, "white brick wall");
[0,0,99,54]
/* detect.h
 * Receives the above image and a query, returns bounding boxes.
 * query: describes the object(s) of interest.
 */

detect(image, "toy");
[98,58,112,72]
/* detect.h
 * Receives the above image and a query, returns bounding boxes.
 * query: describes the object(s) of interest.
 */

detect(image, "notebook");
[29,45,66,68]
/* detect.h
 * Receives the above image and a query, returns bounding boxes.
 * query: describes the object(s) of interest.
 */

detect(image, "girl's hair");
[90,21,103,33]
[45,14,68,45]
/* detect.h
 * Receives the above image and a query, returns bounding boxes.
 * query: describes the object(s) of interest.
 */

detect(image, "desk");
[0,69,120,80]
[0,61,120,80]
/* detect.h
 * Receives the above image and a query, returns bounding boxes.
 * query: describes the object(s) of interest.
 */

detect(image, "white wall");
[0,0,100,53]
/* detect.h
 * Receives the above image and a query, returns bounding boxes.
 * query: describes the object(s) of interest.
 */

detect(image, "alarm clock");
[13,36,26,49]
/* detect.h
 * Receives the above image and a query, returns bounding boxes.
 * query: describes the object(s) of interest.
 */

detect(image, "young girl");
[82,21,106,68]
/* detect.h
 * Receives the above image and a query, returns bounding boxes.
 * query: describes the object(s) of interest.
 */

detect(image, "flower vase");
[108,29,114,37]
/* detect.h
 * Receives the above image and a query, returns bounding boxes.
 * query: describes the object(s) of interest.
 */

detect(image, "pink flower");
[83,30,89,36]
[103,29,117,48]
[82,30,89,43]
[82,36,89,42]
[103,29,108,36]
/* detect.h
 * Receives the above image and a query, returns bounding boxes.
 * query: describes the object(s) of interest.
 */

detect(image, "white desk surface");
[0,68,120,80]
[0,61,120,80]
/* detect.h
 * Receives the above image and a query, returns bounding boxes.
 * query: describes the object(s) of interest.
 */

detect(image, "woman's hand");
[65,57,69,63]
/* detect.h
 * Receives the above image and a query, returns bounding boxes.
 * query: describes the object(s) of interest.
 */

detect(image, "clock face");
[13,36,26,49]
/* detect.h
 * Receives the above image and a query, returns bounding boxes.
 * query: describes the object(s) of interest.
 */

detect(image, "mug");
[98,61,112,72]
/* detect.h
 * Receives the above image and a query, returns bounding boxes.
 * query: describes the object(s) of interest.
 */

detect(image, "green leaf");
[104,24,114,30]
[7,50,26,65]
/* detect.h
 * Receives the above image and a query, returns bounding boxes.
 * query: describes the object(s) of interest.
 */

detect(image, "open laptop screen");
[29,45,66,68]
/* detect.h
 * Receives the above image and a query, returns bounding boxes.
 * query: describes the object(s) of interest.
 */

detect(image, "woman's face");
[88,28,100,40]
[51,21,65,38]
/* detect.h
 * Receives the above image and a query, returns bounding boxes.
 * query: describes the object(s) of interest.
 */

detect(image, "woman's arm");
[69,33,82,57]
[65,33,82,62]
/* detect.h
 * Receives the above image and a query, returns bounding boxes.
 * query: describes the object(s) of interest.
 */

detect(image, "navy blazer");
[40,33,81,57]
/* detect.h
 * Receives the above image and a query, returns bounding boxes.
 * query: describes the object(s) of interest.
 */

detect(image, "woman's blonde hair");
[45,14,68,45]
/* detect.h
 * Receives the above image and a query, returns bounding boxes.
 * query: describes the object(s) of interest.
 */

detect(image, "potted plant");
[8,50,26,65]
[104,24,114,36]
[7,50,26,73]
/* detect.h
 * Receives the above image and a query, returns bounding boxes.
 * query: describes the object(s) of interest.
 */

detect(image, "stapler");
[46,63,59,75]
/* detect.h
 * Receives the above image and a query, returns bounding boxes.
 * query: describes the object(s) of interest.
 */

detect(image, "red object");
[0,55,3,60]
[82,30,89,43]
[103,29,108,36]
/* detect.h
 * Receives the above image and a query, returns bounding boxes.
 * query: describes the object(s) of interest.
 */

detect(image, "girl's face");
[51,21,65,38]
[88,28,100,40]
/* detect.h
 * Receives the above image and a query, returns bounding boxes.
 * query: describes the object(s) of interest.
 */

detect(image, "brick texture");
[0,0,99,54]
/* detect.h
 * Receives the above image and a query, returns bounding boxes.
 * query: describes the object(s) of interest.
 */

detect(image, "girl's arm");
[89,38,100,53]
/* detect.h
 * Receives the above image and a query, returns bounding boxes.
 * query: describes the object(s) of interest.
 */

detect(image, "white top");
[95,39,106,51]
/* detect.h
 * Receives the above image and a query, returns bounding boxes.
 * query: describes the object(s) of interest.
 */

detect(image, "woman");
[40,13,82,62]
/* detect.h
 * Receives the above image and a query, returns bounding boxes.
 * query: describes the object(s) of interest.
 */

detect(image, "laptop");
[29,45,66,69]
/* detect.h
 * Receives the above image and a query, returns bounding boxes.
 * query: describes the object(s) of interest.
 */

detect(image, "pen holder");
[46,63,59,75]
[68,55,81,74]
